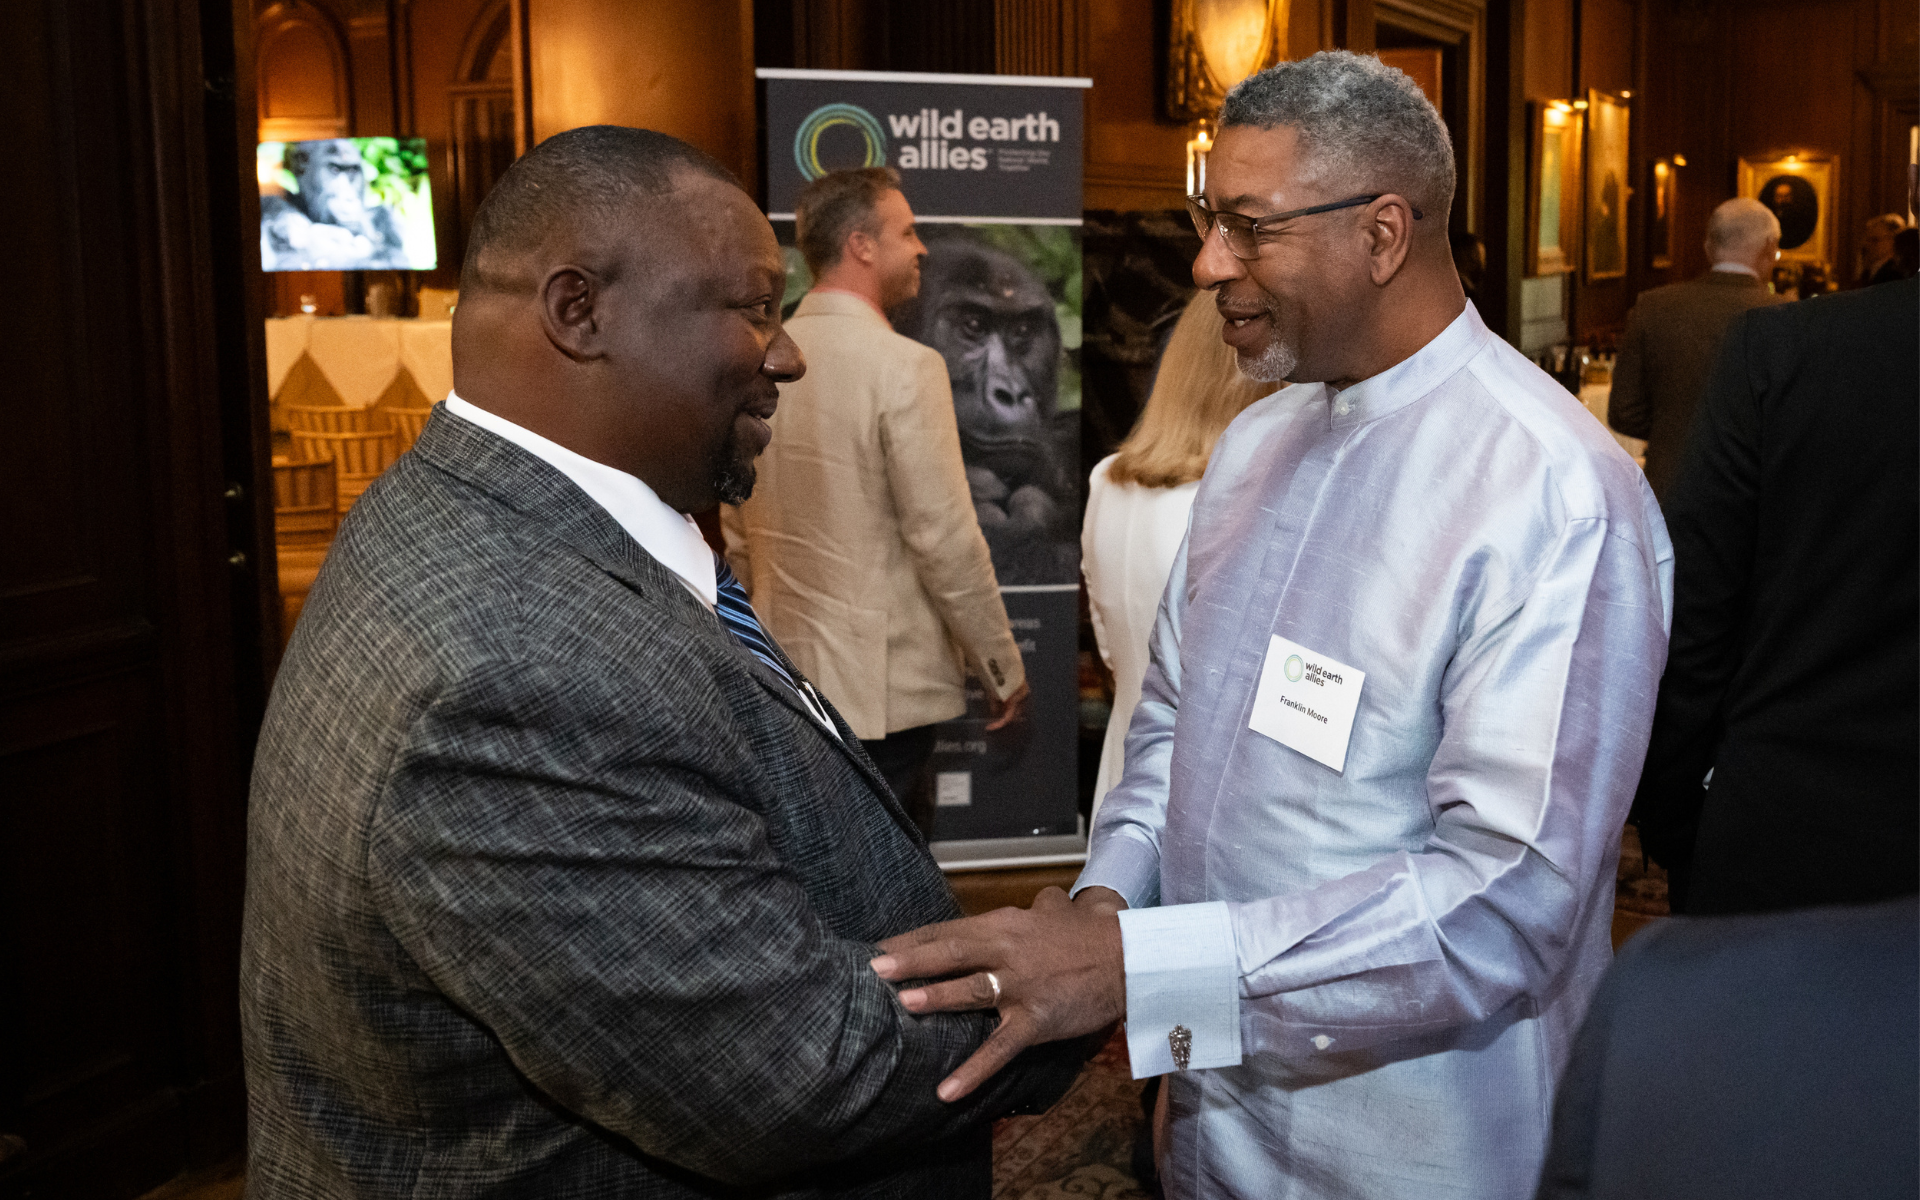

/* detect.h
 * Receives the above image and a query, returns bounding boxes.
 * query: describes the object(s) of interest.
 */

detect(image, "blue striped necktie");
[713,554,836,733]
[713,554,796,687]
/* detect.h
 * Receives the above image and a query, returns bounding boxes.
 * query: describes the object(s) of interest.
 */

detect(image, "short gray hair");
[1704,197,1780,262]
[1219,51,1455,221]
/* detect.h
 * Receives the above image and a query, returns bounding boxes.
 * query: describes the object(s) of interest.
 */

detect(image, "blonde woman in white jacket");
[1082,291,1277,821]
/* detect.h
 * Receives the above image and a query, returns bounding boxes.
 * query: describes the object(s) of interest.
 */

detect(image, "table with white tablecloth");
[265,315,453,409]
[1579,378,1648,466]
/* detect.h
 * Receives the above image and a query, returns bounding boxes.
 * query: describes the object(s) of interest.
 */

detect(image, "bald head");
[1705,198,1781,265]
[449,127,802,513]
[459,125,737,295]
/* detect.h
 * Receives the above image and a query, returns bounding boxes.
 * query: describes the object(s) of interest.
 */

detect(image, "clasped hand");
[869,885,1129,1101]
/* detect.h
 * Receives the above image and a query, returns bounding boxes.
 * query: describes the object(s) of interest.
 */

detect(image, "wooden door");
[0,0,275,1195]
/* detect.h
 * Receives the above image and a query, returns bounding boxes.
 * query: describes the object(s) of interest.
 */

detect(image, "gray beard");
[711,424,757,506]
[1238,336,1299,384]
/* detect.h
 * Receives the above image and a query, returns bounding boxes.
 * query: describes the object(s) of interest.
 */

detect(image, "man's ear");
[539,266,600,361]
[1361,195,1418,286]
[845,228,878,268]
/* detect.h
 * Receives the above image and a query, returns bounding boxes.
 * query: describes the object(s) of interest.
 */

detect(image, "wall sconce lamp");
[1166,1,1291,122]
[1159,0,1297,189]
[1673,154,1688,167]
[1167,1,1288,195]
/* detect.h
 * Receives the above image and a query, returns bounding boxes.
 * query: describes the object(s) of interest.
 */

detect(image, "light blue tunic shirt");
[1075,305,1673,1200]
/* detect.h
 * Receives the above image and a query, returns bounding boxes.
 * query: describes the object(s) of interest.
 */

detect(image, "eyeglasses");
[1185,193,1425,260]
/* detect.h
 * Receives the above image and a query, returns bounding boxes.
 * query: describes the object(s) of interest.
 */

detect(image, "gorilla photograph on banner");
[894,225,1082,586]
[257,137,436,272]
[776,222,1083,586]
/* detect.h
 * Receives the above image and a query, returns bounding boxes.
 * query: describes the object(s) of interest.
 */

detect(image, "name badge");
[1248,634,1366,773]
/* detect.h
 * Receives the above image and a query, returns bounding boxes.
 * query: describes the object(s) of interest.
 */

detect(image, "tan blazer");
[722,290,1024,740]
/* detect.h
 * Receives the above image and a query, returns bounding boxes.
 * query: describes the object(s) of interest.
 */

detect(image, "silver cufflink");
[1169,1024,1192,1070]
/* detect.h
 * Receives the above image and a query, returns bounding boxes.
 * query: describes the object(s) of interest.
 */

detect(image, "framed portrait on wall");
[1583,90,1630,282]
[1527,102,1582,276]
[1739,154,1837,268]
[1649,158,1677,270]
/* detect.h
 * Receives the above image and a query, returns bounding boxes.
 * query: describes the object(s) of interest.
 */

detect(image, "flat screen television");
[258,137,436,272]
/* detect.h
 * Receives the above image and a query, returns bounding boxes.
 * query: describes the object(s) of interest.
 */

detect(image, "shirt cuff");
[1117,902,1243,1079]
[1070,829,1160,909]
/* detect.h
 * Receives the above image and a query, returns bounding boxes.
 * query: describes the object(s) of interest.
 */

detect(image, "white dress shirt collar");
[443,393,718,609]
[1711,262,1760,277]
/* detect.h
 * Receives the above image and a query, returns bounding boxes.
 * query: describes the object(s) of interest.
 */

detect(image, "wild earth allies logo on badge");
[1249,634,1367,772]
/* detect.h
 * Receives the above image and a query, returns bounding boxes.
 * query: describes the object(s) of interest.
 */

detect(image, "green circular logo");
[793,103,888,180]
[1284,654,1304,682]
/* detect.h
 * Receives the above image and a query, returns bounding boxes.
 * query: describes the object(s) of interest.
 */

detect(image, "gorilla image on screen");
[261,139,410,271]
[893,235,1079,585]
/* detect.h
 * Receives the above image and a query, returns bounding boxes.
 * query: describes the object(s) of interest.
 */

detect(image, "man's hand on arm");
[870,885,1129,1101]
[983,680,1031,731]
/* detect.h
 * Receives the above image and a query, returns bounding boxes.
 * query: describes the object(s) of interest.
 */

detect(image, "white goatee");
[1238,337,1299,384]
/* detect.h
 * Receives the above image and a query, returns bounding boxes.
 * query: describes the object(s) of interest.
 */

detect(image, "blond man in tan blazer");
[723,168,1027,833]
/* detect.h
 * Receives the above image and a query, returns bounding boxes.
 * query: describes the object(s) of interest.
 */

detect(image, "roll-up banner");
[759,68,1091,869]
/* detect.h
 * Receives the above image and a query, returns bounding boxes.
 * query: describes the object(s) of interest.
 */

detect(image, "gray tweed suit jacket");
[241,406,1076,1198]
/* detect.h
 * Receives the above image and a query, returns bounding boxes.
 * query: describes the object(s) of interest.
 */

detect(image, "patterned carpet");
[993,1030,1152,1199]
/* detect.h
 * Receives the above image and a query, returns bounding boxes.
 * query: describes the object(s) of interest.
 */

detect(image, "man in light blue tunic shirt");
[872,53,1672,1199]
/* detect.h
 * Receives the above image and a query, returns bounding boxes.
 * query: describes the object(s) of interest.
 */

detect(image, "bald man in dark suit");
[1609,198,1787,500]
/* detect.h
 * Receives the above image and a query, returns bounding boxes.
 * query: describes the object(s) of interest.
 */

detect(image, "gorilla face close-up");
[894,235,1079,585]
[260,139,408,271]
[918,242,1063,484]
[292,140,375,228]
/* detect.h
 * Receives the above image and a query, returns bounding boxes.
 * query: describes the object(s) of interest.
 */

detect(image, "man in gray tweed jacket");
[241,126,1079,1197]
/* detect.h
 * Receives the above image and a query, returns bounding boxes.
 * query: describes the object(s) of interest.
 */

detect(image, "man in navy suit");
[1536,898,1918,1199]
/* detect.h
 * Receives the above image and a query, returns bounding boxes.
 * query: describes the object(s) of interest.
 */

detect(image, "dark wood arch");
[448,0,519,273]
[256,2,352,141]
[455,0,514,84]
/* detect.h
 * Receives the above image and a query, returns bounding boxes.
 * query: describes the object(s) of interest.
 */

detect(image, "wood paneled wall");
[1553,0,1917,341]
[1081,0,1368,211]
[1571,0,1637,337]
[252,0,1917,333]
[1083,0,1190,209]
[524,0,760,194]
[1645,0,1916,290]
